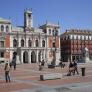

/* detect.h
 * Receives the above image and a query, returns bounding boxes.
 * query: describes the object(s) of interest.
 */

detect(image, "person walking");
[39,61,42,71]
[4,62,11,83]
[73,60,79,75]
[12,58,16,70]
[41,60,45,67]
[13,62,16,70]
[59,59,65,68]
[67,61,75,76]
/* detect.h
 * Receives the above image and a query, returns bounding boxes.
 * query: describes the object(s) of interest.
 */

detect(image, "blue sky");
[0,0,92,33]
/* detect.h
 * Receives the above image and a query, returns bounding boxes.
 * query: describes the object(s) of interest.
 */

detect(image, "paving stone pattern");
[0,63,92,92]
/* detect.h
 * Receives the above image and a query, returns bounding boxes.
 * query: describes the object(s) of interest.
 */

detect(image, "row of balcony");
[62,51,92,54]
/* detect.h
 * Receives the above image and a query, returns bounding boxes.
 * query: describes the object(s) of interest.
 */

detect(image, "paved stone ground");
[0,63,92,92]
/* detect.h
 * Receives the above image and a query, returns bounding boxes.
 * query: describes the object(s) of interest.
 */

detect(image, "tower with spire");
[24,8,33,31]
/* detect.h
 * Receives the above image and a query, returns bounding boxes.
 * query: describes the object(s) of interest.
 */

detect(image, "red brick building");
[61,29,92,62]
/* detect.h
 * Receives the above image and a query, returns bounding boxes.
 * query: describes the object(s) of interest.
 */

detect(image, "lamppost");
[51,29,57,67]
[45,34,47,63]
[24,28,27,47]
[16,32,20,64]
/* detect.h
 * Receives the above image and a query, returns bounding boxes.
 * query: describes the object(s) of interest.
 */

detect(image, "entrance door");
[31,51,36,63]
[23,51,28,63]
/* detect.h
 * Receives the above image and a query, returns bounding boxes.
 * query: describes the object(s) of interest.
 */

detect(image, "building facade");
[61,29,92,62]
[0,9,60,65]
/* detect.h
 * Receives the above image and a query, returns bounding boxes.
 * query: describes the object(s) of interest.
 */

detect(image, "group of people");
[59,58,79,76]
[4,58,79,83]
[39,60,45,71]
[67,60,79,76]
[59,60,66,68]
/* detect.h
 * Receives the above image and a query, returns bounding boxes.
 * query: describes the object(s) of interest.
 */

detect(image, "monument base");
[16,55,20,64]
[85,57,92,63]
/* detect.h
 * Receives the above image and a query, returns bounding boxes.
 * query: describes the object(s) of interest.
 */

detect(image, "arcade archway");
[23,51,28,63]
[31,51,36,63]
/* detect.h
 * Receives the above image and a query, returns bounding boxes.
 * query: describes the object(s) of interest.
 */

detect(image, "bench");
[48,64,55,68]
[40,73,62,81]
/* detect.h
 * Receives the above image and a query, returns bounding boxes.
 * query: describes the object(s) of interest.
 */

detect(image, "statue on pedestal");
[82,47,90,63]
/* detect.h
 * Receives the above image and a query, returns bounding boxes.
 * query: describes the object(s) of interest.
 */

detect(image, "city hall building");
[61,29,92,62]
[0,9,60,65]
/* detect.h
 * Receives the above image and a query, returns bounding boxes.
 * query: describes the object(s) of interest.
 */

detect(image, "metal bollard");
[81,67,85,76]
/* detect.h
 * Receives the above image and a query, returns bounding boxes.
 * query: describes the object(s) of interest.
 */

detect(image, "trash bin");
[81,67,85,76]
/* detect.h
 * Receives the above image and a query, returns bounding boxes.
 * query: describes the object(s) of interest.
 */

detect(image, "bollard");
[81,67,85,76]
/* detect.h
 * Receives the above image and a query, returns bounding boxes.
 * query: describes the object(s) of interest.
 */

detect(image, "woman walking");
[4,62,11,83]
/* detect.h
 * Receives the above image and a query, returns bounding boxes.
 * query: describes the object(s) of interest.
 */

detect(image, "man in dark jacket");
[73,60,79,75]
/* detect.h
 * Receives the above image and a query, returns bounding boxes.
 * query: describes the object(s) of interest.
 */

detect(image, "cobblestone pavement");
[0,63,92,92]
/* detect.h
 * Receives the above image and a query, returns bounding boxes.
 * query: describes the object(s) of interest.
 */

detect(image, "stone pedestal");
[85,57,91,63]
[82,47,92,63]
[16,55,20,64]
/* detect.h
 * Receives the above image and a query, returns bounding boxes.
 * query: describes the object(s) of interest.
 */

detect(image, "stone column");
[28,50,31,64]
[36,50,38,63]
[40,38,42,47]
[21,51,23,64]
[18,37,21,47]
[43,50,46,60]
[26,37,28,47]
[41,51,43,61]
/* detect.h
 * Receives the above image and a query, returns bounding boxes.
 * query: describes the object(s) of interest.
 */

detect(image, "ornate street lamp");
[51,28,57,67]
[16,32,20,64]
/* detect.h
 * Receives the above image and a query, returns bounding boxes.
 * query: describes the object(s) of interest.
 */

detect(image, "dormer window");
[1,25,4,32]
[28,14,31,18]
[35,40,39,47]
[28,39,32,47]
[52,30,55,36]
[52,42,55,48]
[72,35,74,40]
[21,39,24,47]
[80,36,82,40]
[43,29,46,33]
[42,40,45,47]
[55,30,58,36]
[76,35,78,40]
[68,35,70,40]
[49,29,51,35]
[13,39,17,47]
[84,36,86,40]
[6,26,9,32]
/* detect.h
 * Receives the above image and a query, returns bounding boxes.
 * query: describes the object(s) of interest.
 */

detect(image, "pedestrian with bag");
[39,61,42,71]
[73,60,79,75]
[67,61,75,76]
[4,62,11,83]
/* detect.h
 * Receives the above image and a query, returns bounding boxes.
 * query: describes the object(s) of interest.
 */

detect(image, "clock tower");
[24,9,33,31]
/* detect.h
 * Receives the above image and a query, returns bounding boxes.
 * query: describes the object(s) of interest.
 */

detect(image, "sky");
[0,0,92,33]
